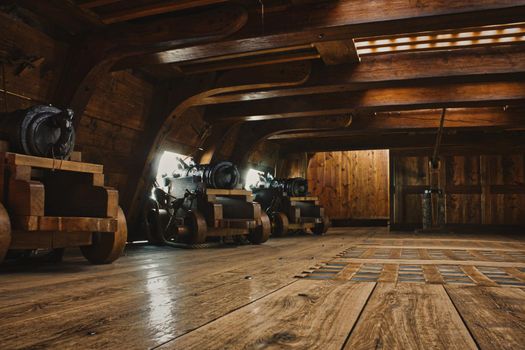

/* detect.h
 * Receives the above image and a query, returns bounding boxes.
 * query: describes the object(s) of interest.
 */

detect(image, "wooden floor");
[1,227,524,350]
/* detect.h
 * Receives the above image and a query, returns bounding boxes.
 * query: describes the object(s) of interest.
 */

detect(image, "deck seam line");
[339,282,378,350]
[442,285,482,350]
[150,279,301,349]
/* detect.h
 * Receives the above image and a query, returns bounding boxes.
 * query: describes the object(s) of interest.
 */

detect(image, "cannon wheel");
[249,211,271,244]
[184,210,207,244]
[81,207,128,264]
[312,216,330,236]
[0,203,12,264]
[272,212,289,237]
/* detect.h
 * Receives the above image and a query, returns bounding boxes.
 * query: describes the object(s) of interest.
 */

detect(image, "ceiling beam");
[275,131,525,154]
[197,45,525,105]
[97,0,231,24]
[115,1,525,68]
[78,0,121,9]
[51,4,247,130]
[268,108,525,140]
[204,79,525,122]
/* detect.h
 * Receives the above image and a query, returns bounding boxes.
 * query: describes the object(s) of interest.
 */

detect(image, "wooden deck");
[1,227,524,349]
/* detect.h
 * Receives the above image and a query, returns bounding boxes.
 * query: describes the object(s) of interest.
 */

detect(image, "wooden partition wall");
[307,150,390,220]
[391,152,525,229]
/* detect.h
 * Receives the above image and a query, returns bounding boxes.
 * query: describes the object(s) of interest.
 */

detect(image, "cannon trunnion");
[144,161,270,246]
[252,176,330,236]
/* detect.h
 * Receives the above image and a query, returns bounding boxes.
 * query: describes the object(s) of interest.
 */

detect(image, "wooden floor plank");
[0,237,352,349]
[0,227,524,350]
[163,280,375,350]
[344,283,478,350]
[445,286,525,350]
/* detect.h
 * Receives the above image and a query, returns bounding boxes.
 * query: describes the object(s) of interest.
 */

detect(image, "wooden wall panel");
[0,11,67,109]
[83,71,152,131]
[391,152,525,228]
[306,150,389,220]
[76,72,154,194]
[276,152,307,179]
[485,154,525,225]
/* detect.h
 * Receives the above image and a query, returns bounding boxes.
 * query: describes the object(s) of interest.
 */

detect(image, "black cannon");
[251,173,330,236]
[0,105,75,158]
[144,159,270,246]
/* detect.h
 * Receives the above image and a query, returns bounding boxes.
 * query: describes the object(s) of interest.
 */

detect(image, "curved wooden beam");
[221,115,353,171]
[269,108,525,140]
[204,78,525,122]
[124,62,312,233]
[51,4,248,128]
[197,45,525,106]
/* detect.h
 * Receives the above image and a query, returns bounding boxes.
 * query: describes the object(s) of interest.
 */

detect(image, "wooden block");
[8,179,45,216]
[69,151,82,162]
[4,152,103,174]
[38,216,118,232]
[11,165,31,181]
[9,231,93,249]
[252,202,261,221]
[52,232,92,248]
[206,188,252,196]
[92,173,105,187]
[210,203,223,225]
[9,231,53,249]
[290,196,319,201]
[105,188,119,218]
[12,216,39,231]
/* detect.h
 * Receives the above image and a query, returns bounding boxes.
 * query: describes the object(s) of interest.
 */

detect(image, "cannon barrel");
[254,176,309,197]
[280,177,308,197]
[0,105,75,158]
[183,161,240,190]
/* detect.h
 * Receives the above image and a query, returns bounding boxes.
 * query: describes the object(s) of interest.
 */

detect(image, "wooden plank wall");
[75,71,153,193]
[306,150,390,220]
[391,152,525,228]
[276,152,308,179]
[0,11,67,111]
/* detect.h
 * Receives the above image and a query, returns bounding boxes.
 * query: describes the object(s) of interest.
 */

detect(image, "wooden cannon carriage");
[0,105,127,264]
[0,151,127,264]
[145,160,270,246]
[252,176,330,236]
